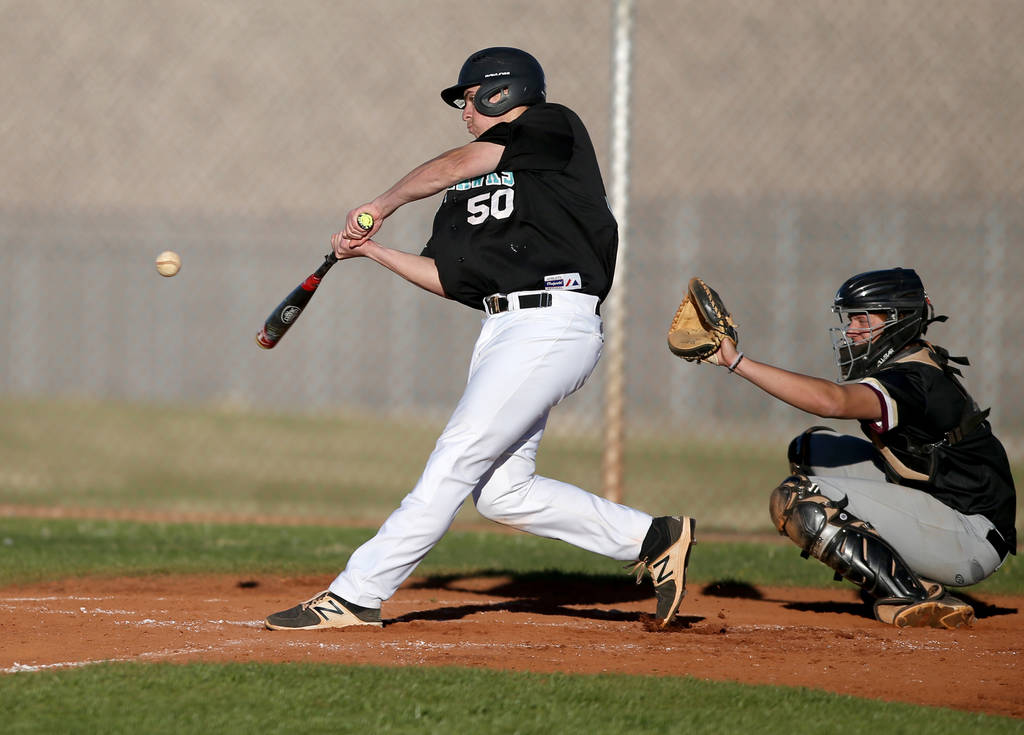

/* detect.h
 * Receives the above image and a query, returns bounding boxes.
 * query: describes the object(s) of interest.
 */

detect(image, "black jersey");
[858,343,1017,551]
[421,103,617,309]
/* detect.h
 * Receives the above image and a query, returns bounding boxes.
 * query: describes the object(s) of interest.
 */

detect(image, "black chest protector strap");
[891,343,990,449]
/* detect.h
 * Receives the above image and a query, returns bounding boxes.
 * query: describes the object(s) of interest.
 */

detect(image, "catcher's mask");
[829,268,935,382]
[440,47,546,117]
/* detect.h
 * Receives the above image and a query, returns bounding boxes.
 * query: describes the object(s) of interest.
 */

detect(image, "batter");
[266,47,696,631]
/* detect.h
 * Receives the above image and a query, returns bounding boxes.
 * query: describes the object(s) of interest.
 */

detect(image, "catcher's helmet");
[440,47,545,116]
[829,268,932,382]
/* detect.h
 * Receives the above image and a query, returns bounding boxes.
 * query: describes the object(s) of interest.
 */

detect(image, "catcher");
[669,269,1017,628]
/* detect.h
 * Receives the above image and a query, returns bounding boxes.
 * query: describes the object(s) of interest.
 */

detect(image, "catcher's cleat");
[628,516,697,627]
[874,585,975,629]
[265,590,383,630]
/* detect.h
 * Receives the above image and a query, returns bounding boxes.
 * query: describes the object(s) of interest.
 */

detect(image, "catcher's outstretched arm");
[716,338,881,420]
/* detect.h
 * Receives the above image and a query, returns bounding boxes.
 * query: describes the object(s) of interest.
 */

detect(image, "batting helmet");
[829,268,933,381]
[440,47,546,116]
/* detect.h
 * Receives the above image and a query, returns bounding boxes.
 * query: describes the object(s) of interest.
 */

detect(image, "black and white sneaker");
[265,590,383,630]
[628,516,697,627]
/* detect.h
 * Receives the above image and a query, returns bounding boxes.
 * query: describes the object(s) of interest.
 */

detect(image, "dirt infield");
[1,574,1020,719]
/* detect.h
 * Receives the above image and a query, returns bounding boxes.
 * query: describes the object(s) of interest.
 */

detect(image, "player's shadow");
[956,591,1016,620]
[392,570,704,627]
[392,572,1016,626]
[699,577,873,617]
[797,588,1018,621]
[783,598,873,617]
[697,580,1017,621]
[700,579,763,599]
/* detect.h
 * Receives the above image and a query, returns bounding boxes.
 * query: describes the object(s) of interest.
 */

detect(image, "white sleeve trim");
[860,377,897,432]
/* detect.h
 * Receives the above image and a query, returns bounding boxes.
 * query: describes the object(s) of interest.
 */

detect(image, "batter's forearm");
[372,159,453,215]
[374,142,505,215]
[363,242,446,298]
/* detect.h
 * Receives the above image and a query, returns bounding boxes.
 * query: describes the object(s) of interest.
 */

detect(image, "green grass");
[0,396,881,533]
[1,397,1019,533]
[0,517,1019,595]
[0,397,1020,732]
[0,397,442,525]
[1,662,1019,735]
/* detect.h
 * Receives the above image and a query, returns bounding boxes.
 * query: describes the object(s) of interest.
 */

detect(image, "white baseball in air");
[155,250,181,277]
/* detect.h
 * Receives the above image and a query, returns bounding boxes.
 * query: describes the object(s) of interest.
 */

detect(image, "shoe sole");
[893,601,975,629]
[264,618,383,631]
[655,516,696,627]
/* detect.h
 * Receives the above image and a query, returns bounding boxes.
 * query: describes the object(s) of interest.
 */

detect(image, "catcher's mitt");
[667,277,738,363]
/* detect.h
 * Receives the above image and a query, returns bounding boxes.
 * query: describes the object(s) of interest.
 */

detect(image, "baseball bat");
[255,213,373,349]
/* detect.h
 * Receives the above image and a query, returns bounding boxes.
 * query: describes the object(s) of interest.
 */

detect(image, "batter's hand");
[343,203,382,241]
[331,232,374,260]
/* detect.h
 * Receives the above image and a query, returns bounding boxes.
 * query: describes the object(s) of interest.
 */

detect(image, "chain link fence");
[1,1,1020,531]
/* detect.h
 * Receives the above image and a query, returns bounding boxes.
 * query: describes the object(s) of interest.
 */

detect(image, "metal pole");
[602,0,634,503]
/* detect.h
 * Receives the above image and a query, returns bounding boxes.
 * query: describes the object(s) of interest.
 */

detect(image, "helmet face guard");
[441,47,546,117]
[830,309,923,382]
[829,268,931,382]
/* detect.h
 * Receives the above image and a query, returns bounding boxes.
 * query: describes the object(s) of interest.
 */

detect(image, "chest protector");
[865,343,990,484]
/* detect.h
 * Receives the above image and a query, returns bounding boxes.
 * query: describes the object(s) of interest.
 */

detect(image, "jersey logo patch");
[544,273,583,291]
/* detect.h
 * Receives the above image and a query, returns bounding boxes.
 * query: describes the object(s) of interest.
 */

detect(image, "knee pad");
[769,474,823,540]
[769,474,929,602]
[769,474,848,557]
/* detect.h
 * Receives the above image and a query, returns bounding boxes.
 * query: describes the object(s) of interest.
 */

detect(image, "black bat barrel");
[255,253,337,349]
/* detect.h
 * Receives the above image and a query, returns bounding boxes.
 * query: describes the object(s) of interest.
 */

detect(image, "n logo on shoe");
[312,597,348,620]
[651,556,673,584]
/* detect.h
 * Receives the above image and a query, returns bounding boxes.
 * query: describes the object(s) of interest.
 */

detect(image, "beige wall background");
[4,2,1021,210]
[1,1,1021,460]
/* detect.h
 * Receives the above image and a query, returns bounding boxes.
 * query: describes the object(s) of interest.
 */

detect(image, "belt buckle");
[484,294,505,314]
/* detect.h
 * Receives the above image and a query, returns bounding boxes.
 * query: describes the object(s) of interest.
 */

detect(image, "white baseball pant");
[329,291,653,607]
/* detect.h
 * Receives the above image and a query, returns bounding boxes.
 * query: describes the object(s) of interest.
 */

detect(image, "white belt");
[482,290,599,315]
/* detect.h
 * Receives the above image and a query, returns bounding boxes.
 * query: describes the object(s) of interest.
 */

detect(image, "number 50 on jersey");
[451,172,516,225]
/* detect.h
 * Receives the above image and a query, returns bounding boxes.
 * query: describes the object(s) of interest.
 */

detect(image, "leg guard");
[769,475,974,628]
[770,475,929,601]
